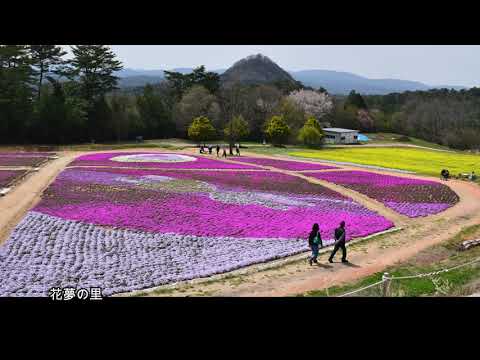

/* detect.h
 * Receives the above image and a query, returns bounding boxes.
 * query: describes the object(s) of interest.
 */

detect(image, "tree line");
[1,45,479,150]
[0,45,334,147]
[363,88,480,150]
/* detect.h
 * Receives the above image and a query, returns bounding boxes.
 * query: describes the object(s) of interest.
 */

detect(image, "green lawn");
[290,147,480,177]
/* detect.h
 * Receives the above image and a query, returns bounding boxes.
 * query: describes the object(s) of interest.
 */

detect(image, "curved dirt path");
[1,148,479,297]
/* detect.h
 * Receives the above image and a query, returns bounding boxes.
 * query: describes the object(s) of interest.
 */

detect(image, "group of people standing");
[441,168,477,181]
[200,144,241,157]
[308,221,348,266]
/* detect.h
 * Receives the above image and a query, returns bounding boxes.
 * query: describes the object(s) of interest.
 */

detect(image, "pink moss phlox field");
[304,170,459,217]
[1,166,396,296]
[35,168,393,240]
[0,169,27,187]
[228,156,338,171]
[70,152,259,169]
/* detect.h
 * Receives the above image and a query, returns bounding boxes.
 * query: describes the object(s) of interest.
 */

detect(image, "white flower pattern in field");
[111,153,197,163]
[116,175,175,185]
[208,190,347,210]
[116,175,331,211]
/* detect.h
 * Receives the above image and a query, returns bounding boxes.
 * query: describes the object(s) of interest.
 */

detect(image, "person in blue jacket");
[308,223,323,266]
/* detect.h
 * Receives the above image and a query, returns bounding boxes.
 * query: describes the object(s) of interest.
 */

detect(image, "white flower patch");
[111,153,197,163]
[208,190,320,210]
[0,212,308,297]
[116,175,175,185]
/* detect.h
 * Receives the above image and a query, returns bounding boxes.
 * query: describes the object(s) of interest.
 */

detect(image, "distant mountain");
[219,54,299,88]
[115,62,467,95]
[115,68,226,88]
[117,68,166,77]
[118,75,165,88]
[289,69,467,95]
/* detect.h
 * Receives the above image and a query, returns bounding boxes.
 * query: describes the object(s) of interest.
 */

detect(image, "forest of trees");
[364,88,480,150]
[1,45,479,150]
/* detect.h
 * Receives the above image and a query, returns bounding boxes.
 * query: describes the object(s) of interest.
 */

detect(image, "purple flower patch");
[304,170,459,217]
[0,155,50,167]
[228,156,338,171]
[0,169,28,187]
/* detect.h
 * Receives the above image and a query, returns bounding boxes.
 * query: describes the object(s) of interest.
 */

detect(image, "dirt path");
[1,148,479,297]
[0,151,84,244]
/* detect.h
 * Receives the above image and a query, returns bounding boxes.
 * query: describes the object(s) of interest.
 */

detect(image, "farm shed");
[323,128,359,144]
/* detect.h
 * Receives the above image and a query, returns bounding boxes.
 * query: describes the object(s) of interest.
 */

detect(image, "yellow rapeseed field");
[290,147,480,177]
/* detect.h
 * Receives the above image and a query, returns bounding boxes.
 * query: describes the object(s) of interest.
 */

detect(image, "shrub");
[264,115,290,146]
[187,116,216,145]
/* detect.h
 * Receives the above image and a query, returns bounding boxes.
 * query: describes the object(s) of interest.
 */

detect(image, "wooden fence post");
[382,272,391,297]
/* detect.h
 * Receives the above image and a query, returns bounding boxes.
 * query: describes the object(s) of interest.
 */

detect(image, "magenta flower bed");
[0,155,50,167]
[0,170,27,187]
[70,152,258,169]
[304,170,459,217]
[0,167,394,296]
[36,168,393,239]
[229,156,338,171]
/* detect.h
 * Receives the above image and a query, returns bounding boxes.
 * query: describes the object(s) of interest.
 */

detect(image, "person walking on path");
[308,223,323,266]
[222,146,227,158]
[216,145,220,157]
[328,221,348,263]
[235,143,240,156]
[208,145,213,155]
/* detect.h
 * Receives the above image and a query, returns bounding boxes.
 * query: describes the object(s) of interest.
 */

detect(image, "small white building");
[323,128,359,144]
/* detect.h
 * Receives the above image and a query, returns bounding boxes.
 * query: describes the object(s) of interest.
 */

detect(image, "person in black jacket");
[328,221,348,263]
[216,145,220,157]
[440,169,449,181]
[308,223,323,266]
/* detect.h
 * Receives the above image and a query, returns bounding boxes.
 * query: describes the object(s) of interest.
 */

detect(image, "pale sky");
[63,45,480,87]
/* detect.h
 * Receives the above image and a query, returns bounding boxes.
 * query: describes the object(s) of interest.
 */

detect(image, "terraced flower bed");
[0,163,393,296]
[70,152,258,169]
[0,154,51,167]
[0,169,28,188]
[0,152,56,156]
[304,170,459,217]
[227,156,338,171]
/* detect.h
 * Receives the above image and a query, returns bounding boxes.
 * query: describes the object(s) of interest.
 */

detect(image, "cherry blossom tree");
[287,89,334,119]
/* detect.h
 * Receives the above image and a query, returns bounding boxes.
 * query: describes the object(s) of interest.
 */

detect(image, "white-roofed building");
[323,128,359,144]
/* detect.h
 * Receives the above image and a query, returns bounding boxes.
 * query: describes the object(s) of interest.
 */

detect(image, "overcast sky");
[65,45,480,87]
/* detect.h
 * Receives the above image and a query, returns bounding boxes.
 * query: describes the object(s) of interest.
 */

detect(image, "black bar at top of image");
[2,4,480,44]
